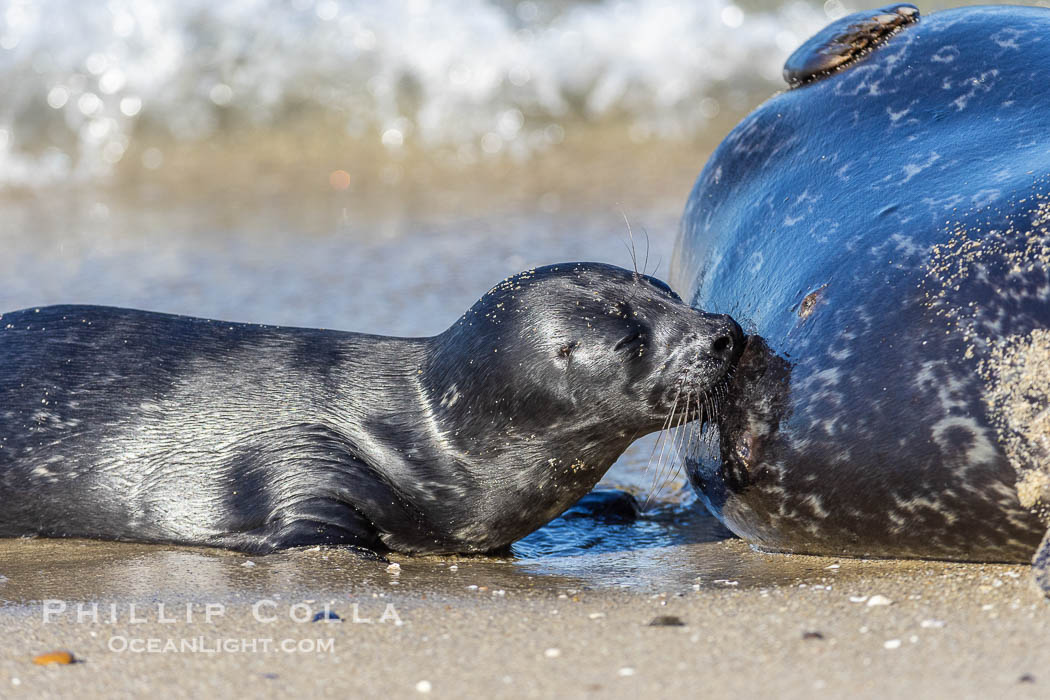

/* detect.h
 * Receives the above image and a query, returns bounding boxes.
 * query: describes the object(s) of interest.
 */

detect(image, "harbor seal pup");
[0,262,743,554]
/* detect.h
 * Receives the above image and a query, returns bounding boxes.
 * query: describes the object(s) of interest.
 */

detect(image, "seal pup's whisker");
[641,398,680,510]
[644,385,683,477]
[668,395,704,487]
[668,392,703,491]
[645,405,677,506]
[663,396,693,499]
[641,226,651,278]
[650,257,663,280]
[645,392,691,509]
[643,415,676,503]
[620,209,640,279]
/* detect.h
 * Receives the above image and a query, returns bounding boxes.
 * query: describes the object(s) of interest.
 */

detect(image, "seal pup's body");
[0,263,742,554]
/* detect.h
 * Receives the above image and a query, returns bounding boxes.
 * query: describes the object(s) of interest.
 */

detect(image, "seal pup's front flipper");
[219,496,386,555]
[1035,529,1050,598]
[560,489,640,523]
[203,423,403,556]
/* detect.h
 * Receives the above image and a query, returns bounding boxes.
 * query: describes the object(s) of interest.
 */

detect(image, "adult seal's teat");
[673,5,1050,593]
[0,263,743,555]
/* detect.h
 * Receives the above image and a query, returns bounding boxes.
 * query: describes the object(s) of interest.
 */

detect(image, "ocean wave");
[0,0,830,186]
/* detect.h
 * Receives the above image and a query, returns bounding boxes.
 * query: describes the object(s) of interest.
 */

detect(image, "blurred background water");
[0,0,1036,568]
[0,0,826,188]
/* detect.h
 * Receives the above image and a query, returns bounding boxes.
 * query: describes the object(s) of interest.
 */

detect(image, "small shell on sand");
[33,651,76,665]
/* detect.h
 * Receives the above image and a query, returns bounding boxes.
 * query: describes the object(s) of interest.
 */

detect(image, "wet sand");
[1,537,1047,698]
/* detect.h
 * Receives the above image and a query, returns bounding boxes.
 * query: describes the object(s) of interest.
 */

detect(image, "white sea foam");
[0,0,831,186]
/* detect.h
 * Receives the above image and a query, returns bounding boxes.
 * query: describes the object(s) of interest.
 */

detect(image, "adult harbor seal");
[671,5,1050,589]
[0,263,743,555]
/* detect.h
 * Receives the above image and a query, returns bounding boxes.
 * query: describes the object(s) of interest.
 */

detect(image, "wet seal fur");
[782,4,919,87]
[672,6,1050,593]
[0,263,743,555]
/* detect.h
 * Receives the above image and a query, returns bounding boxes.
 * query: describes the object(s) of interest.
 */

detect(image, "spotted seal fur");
[672,5,1050,593]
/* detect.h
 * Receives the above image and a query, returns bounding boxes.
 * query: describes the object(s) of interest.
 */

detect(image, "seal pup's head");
[413,262,743,551]
[428,262,742,438]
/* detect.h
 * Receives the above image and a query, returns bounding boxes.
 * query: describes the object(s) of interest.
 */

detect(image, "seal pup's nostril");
[708,314,744,362]
[711,335,733,356]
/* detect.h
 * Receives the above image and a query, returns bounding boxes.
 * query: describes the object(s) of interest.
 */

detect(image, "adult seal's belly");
[671,5,1050,566]
[0,263,742,555]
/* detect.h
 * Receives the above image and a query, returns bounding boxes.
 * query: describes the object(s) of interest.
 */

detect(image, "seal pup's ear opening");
[620,210,652,280]
[613,328,647,354]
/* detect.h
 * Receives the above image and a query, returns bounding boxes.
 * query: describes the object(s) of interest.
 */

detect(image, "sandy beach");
[2,537,1048,699]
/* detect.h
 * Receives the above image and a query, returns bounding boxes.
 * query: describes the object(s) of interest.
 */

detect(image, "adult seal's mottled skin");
[0,263,743,555]
[671,6,1050,589]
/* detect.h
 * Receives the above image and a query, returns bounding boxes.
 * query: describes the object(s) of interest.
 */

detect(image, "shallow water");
[0,529,927,605]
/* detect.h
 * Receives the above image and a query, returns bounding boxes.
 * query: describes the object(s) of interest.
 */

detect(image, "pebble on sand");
[32,651,76,665]
[386,563,401,574]
[544,648,561,658]
[415,680,432,693]
[647,615,685,627]
[312,611,341,622]
[867,595,894,607]
[884,639,902,650]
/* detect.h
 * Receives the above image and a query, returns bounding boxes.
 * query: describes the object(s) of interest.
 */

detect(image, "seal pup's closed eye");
[0,262,743,555]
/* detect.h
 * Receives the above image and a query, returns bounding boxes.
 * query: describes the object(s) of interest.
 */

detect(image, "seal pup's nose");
[708,314,745,364]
